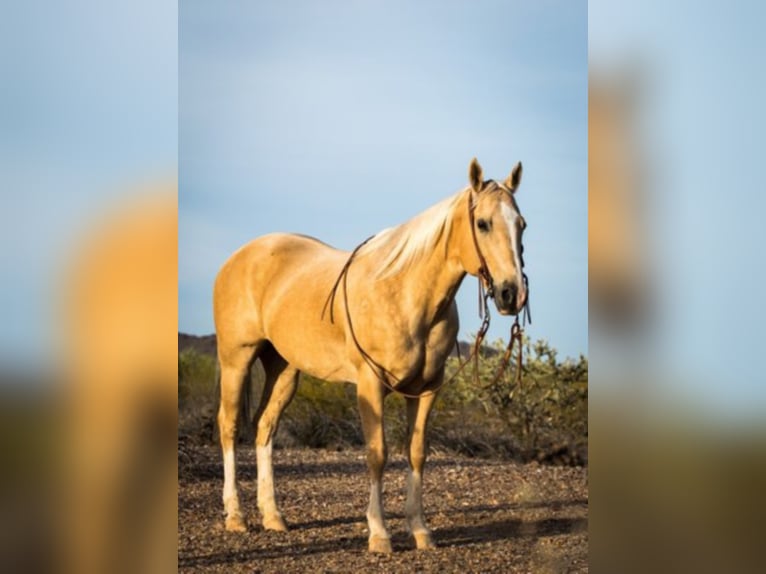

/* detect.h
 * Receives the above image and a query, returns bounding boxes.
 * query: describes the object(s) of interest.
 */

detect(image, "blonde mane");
[362,189,467,280]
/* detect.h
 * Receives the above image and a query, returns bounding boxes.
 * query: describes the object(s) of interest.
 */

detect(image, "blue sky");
[180,0,588,360]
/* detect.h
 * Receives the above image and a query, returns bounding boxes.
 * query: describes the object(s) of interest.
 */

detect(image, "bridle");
[467,185,496,304]
[322,187,531,398]
[466,185,531,390]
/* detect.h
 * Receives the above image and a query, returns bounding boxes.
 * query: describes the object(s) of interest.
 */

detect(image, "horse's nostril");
[499,284,517,307]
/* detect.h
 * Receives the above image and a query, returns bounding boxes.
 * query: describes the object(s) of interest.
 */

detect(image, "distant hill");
[178,333,491,359]
[178,333,217,357]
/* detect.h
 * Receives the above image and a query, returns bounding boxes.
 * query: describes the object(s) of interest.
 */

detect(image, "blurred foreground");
[589,73,766,572]
[0,190,178,574]
[0,0,177,571]
[591,407,766,574]
[589,1,766,570]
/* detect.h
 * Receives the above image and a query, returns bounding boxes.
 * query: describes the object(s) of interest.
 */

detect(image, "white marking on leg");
[367,479,388,540]
[257,441,276,514]
[222,447,239,514]
[406,469,427,534]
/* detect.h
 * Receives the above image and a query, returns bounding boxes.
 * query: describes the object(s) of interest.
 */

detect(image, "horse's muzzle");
[496,281,527,316]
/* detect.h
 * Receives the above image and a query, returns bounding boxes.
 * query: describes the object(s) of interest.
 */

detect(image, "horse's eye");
[477,219,490,233]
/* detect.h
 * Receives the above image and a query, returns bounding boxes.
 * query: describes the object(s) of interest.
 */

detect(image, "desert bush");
[178,348,217,403]
[435,336,588,463]
[278,376,363,448]
[178,349,218,444]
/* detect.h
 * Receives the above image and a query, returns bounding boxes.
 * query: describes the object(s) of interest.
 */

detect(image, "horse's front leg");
[357,373,392,553]
[405,376,440,550]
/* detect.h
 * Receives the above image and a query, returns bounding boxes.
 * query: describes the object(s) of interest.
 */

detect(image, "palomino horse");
[214,158,527,552]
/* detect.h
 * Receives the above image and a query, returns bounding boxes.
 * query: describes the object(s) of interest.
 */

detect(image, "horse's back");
[213,233,346,353]
[217,232,343,287]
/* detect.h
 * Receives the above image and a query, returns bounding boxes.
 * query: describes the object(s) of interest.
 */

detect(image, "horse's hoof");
[225,514,247,532]
[414,532,436,550]
[369,536,393,553]
[263,514,289,532]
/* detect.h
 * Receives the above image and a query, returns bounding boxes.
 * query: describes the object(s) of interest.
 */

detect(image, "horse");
[214,157,528,553]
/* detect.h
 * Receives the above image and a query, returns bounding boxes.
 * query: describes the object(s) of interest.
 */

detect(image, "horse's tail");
[239,365,252,443]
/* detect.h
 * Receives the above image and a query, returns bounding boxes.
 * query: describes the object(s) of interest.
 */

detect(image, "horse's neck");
[363,194,468,325]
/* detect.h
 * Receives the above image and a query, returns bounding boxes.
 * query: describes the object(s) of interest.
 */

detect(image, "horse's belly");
[263,305,356,383]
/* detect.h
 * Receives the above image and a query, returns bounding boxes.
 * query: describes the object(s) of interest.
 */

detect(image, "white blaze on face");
[500,202,524,284]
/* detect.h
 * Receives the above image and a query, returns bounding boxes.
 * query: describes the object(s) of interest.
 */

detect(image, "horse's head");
[463,157,528,316]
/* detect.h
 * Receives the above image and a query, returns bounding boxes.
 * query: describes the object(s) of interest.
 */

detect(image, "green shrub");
[178,348,217,403]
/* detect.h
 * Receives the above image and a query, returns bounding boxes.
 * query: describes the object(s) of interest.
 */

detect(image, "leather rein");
[321,189,531,399]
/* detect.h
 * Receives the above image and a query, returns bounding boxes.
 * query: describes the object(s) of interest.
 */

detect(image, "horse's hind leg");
[254,345,299,532]
[217,344,257,532]
[405,384,440,550]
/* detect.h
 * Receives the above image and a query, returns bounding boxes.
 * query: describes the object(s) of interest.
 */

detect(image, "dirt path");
[179,447,588,573]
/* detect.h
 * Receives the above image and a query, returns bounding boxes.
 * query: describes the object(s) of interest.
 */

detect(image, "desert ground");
[178,446,587,573]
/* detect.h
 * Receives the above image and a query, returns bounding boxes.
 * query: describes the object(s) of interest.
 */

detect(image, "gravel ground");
[178,447,588,573]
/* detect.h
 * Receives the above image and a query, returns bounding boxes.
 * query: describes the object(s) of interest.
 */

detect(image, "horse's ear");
[469,157,484,192]
[504,161,523,192]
